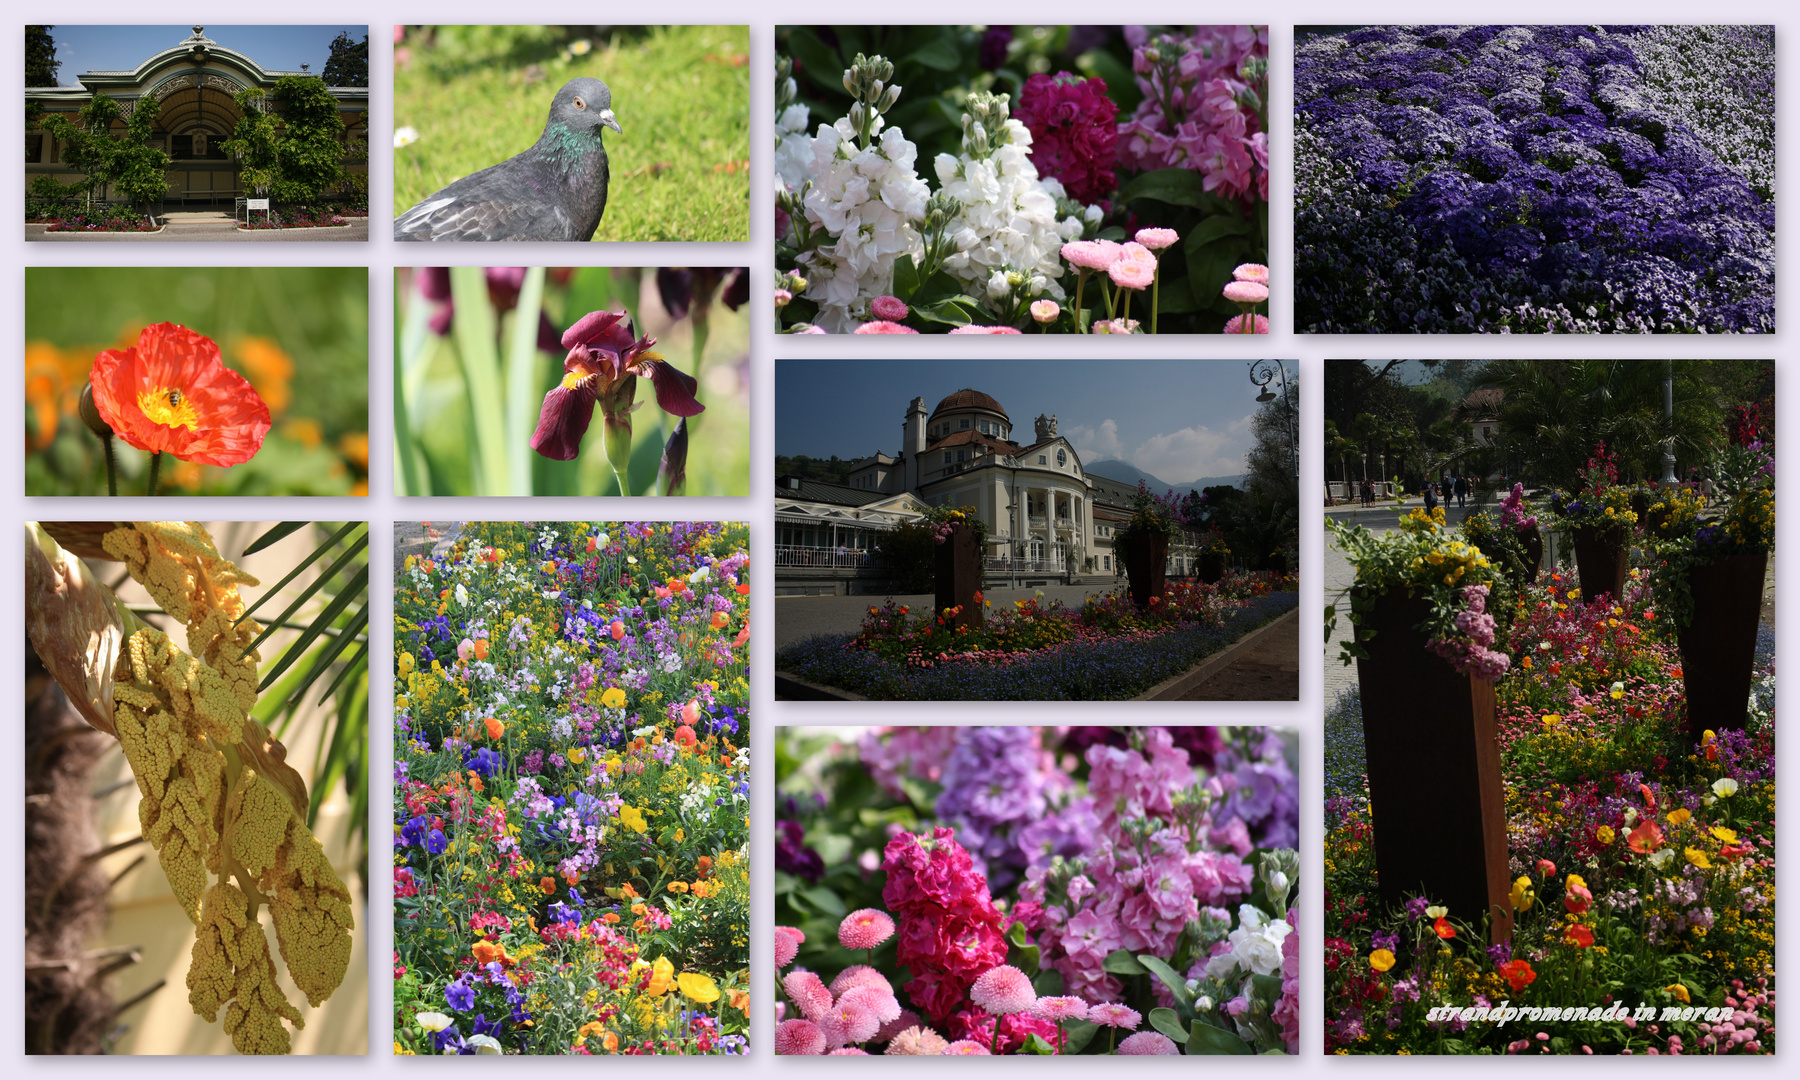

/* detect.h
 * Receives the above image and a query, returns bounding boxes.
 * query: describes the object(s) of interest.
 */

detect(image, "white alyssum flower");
[798,115,929,332]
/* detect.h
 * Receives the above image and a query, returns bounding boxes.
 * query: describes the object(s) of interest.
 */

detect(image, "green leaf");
[1119,168,1212,209]
[800,887,845,918]
[237,521,363,625]
[1031,967,1063,997]
[784,30,843,90]
[906,38,961,72]
[1102,948,1147,975]
[1007,919,1040,977]
[241,521,309,556]
[1061,1020,1099,1054]
[1150,1007,1190,1043]
[891,253,921,302]
[1137,954,1194,1008]
[913,296,982,327]
[1187,1020,1254,1055]
[1022,1033,1057,1055]
[257,564,368,691]
[1185,213,1254,250]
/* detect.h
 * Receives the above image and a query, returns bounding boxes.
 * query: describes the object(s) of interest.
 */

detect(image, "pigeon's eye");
[573,97,586,110]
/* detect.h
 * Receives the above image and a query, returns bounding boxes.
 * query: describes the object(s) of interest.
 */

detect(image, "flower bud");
[78,382,113,439]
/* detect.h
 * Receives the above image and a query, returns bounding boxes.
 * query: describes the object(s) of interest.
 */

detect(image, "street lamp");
[1249,359,1299,478]
[1659,359,1679,485]
[1004,500,1018,592]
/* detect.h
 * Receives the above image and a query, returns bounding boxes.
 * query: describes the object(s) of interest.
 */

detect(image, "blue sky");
[777,359,1293,484]
[39,26,367,86]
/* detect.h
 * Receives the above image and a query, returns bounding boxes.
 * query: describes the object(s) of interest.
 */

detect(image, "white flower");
[394,126,420,149]
[1206,903,1290,979]
[1713,777,1739,798]
[797,115,929,332]
[688,565,710,584]
[467,1035,503,1054]
[775,104,814,193]
[416,1011,452,1032]
[454,583,468,607]
[1649,847,1676,869]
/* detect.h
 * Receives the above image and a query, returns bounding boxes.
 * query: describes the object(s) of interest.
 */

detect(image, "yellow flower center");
[137,385,199,430]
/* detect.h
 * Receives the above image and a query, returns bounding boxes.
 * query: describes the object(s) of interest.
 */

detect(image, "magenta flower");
[1015,72,1119,205]
[970,964,1037,1016]
[852,320,920,334]
[1119,1031,1181,1054]
[528,310,702,462]
[869,295,910,321]
[774,1018,826,1056]
[1088,1002,1142,1029]
[839,908,897,950]
[947,325,1023,334]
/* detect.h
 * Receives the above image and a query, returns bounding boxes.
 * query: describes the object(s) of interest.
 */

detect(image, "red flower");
[1564,924,1595,948]
[88,322,271,465]
[529,310,703,460]
[1433,916,1456,940]
[1627,819,1664,855]
[1497,959,1537,994]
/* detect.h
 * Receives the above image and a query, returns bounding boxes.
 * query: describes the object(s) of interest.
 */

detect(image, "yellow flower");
[1424,905,1447,921]
[398,652,416,676]
[601,687,627,709]
[1369,949,1396,973]
[566,747,586,765]
[1667,807,1692,826]
[619,806,648,833]
[646,956,675,996]
[1711,826,1739,844]
[1541,714,1562,728]
[678,972,720,1004]
[1566,873,1587,893]
[1665,984,1691,1004]
[1685,847,1712,869]
[1510,876,1535,912]
[1595,826,1615,846]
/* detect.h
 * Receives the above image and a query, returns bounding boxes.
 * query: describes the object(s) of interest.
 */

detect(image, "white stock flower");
[798,115,929,332]
[933,119,1075,303]
[1205,903,1291,979]
[775,104,813,193]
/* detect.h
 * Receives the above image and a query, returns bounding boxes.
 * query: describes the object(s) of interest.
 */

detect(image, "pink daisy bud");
[942,1040,992,1054]
[1222,314,1270,334]
[1060,239,1123,270]
[1134,227,1179,250]
[774,926,803,968]
[1033,995,1090,1022]
[869,295,910,321]
[839,908,897,950]
[1119,1031,1181,1054]
[970,964,1037,1016]
[947,325,1023,334]
[1088,1002,1142,1029]
[1030,299,1061,323]
[1232,263,1270,284]
[775,1018,827,1056]
[1223,281,1269,305]
[852,320,920,334]
[819,1001,881,1047]
[783,970,834,1021]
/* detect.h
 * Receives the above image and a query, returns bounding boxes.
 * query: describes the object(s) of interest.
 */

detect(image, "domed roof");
[930,389,1008,422]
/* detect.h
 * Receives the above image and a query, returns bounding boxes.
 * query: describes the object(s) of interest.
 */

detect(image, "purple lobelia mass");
[1294,25,1774,334]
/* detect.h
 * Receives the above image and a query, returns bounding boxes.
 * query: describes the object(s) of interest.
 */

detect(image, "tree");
[26,26,60,87]
[223,77,351,206]
[222,88,280,196]
[320,31,368,88]
[1234,383,1300,569]
[41,91,169,214]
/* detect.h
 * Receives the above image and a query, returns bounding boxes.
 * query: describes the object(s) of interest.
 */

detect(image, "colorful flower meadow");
[392,522,750,1054]
[776,575,1296,699]
[777,726,1298,1055]
[1295,25,1775,333]
[1325,568,1775,1053]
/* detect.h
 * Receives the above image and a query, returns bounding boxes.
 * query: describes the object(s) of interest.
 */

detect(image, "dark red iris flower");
[528,310,703,461]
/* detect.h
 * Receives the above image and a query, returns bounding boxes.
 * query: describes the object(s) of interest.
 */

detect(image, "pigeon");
[395,77,621,242]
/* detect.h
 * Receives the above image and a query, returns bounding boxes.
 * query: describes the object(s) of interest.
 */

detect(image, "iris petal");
[645,360,705,417]
[529,384,598,460]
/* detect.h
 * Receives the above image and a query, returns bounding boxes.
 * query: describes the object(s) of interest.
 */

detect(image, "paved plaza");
[27,214,370,242]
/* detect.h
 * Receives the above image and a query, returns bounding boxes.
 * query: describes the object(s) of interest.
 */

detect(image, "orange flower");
[710,611,730,630]
[1627,819,1664,854]
[87,322,271,465]
[564,869,580,885]
[620,883,640,899]
[474,639,490,661]
[668,881,690,894]
[1433,916,1456,940]
[695,856,713,878]
[602,912,621,924]
[1497,959,1537,993]
[540,877,556,894]
[602,1032,618,1052]
[674,724,697,750]
[735,582,750,596]
[728,989,750,1014]
[484,717,505,740]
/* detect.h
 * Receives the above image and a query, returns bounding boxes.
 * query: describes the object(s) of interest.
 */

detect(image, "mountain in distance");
[1085,459,1244,494]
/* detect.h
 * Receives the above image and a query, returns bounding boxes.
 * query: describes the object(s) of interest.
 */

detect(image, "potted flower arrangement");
[1460,483,1542,589]
[928,505,988,631]
[1198,529,1231,584]
[1645,410,1774,736]
[1116,482,1180,608]
[1327,508,1513,941]
[1549,443,1641,603]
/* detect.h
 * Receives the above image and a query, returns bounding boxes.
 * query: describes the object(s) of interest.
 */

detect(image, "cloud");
[1067,419,1124,463]
[1131,420,1252,482]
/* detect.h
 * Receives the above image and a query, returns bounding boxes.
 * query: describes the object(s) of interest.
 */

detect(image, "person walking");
[1454,474,1467,509]
[1424,482,1439,515]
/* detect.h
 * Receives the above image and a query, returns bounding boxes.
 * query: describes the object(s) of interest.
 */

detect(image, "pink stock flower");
[1088,1002,1143,1029]
[1134,227,1179,250]
[1015,72,1120,204]
[783,970,834,1021]
[869,295,909,321]
[840,908,898,950]
[948,325,1023,334]
[1119,1031,1181,1054]
[1030,299,1061,323]
[1232,262,1269,284]
[774,287,793,307]
[775,926,803,968]
[1222,314,1270,334]
[970,964,1036,1016]
[1061,239,1124,271]
[774,1018,826,1055]
[1222,281,1269,305]
[853,319,919,334]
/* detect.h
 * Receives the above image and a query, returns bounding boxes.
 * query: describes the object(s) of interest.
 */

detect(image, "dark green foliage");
[773,454,856,484]
[26,25,59,87]
[223,77,355,206]
[40,91,170,213]
[320,31,368,88]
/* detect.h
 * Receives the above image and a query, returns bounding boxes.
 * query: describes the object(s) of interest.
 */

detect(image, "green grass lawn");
[393,25,750,242]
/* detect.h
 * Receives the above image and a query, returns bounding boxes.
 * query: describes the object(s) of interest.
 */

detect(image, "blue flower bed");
[776,592,1296,700]
[1295,25,1774,333]
[1322,686,1368,812]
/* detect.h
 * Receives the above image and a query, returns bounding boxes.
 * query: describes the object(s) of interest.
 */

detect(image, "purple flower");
[445,977,477,1012]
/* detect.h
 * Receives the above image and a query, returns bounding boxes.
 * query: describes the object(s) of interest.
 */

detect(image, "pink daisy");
[1033,996,1090,1022]
[942,1040,992,1054]
[1060,239,1123,271]
[1091,318,1141,334]
[874,1008,925,1045]
[819,1000,881,1047]
[774,926,803,968]
[1222,281,1269,305]
[852,320,919,334]
[783,969,833,1021]
[839,985,903,1025]
[839,908,897,950]
[1108,258,1155,290]
[829,964,894,997]
[969,964,1037,1016]
[947,325,1023,334]
[1222,314,1271,334]
[1088,1002,1142,1029]
[869,295,910,321]
[1030,298,1061,323]
[1134,227,1179,251]
[775,1018,826,1056]
[828,1048,870,1055]
[884,1025,948,1055]
[1232,262,1270,284]
[1118,1031,1181,1055]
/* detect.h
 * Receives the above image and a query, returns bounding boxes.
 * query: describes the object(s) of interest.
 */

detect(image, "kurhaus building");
[26,26,367,209]
[777,388,1186,593]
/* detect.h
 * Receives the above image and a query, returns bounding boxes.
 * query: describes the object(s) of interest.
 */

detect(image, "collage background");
[2,0,1791,1068]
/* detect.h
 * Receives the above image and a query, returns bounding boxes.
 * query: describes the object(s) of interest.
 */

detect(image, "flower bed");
[393,522,750,1054]
[239,207,351,229]
[776,726,1298,1054]
[42,212,162,232]
[1324,567,1775,1053]
[1295,25,1775,333]
[777,582,1296,699]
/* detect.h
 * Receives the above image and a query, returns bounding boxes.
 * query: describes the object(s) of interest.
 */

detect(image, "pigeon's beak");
[599,109,621,134]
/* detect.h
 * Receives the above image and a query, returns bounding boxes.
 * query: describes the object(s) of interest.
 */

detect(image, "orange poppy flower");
[88,322,271,466]
[710,611,730,630]
[473,639,490,661]
[1432,917,1456,940]
[484,717,505,740]
[695,856,713,879]
[1564,924,1595,948]
[1497,959,1537,993]
[735,582,750,596]
[674,724,697,750]
[1627,819,1664,854]
[602,912,621,924]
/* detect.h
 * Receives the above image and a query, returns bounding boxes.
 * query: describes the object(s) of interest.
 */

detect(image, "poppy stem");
[101,434,118,496]
[146,452,162,497]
